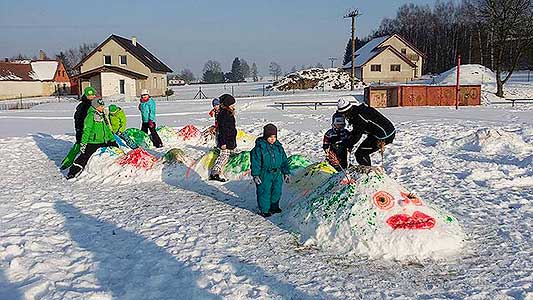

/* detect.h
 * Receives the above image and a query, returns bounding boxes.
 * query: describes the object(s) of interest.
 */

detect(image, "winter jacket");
[74,96,92,141]
[81,107,115,145]
[323,128,355,152]
[109,108,127,134]
[250,137,290,177]
[216,107,237,149]
[139,97,156,123]
[344,104,396,140]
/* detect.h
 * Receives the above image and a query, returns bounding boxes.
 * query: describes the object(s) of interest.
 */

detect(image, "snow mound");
[117,148,158,169]
[122,128,152,149]
[285,165,466,260]
[446,128,533,157]
[177,125,201,141]
[272,68,363,91]
[434,64,495,85]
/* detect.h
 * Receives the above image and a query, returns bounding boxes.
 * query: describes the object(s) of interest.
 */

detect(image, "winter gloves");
[253,176,262,185]
[148,120,156,129]
[284,174,290,184]
[80,143,87,154]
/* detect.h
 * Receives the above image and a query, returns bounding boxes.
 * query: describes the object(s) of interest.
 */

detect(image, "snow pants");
[355,132,395,166]
[211,149,234,176]
[141,122,163,148]
[256,170,283,214]
[68,141,118,177]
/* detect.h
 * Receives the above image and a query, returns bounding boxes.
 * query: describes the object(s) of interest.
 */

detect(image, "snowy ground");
[1,90,533,299]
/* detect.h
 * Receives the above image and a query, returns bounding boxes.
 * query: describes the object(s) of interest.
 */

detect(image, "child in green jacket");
[108,104,127,135]
[250,124,290,217]
[67,98,118,179]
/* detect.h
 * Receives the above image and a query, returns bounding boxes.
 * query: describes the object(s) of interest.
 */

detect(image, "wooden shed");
[365,85,481,107]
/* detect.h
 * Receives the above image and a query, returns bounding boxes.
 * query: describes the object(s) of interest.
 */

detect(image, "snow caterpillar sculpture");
[286,164,465,260]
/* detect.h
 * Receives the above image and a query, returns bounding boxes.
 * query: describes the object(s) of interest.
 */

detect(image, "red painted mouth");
[386,211,436,230]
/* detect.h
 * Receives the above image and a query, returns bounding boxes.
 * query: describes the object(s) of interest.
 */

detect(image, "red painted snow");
[117,148,158,169]
[386,211,436,230]
[178,125,200,140]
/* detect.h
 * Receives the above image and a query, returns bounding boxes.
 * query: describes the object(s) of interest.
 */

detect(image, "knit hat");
[109,104,118,113]
[219,94,235,106]
[263,123,277,137]
[84,86,97,97]
[332,115,346,126]
[91,98,105,109]
[212,98,220,107]
[141,89,150,96]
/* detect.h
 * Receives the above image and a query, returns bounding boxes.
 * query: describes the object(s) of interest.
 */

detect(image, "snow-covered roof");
[30,61,59,81]
[343,36,390,68]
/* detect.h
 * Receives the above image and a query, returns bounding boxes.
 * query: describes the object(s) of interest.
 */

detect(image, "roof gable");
[368,46,418,68]
[343,34,425,68]
[74,34,173,73]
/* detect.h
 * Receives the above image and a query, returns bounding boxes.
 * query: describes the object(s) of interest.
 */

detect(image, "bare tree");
[56,42,98,72]
[471,0,533,97]
[269,62,282,81]
[179,69,196,83]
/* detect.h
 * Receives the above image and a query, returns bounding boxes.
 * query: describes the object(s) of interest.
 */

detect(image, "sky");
[0,0,436,77]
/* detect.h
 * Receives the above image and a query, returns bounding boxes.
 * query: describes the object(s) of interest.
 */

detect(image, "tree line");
[343,0,533,97]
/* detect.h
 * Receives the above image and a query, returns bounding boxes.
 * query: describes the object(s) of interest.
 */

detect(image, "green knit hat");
[84,86,97,97]
[109,104,118,113]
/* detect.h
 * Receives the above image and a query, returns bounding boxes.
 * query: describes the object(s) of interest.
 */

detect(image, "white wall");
[100,72,136,97]
[0,81,45,100]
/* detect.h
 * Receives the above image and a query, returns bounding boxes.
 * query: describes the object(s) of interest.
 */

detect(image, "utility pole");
[328,57,338,68]
[344,9,360,91]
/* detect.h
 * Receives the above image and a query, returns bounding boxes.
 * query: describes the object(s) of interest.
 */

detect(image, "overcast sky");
[0,0,436,76]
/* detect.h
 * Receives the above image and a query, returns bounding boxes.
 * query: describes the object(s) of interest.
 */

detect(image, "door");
[119,80,125,94]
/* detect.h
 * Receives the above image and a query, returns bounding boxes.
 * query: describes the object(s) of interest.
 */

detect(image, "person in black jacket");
[209,94,237,182]
[74,87,98,143]
[336,96,396,166]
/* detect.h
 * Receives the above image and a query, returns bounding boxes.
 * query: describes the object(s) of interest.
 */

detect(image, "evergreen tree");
[241,59,251,79]
[251,63,259,82]
[202,60,225,83]
[230,57,244,82]
[269,62,282,81]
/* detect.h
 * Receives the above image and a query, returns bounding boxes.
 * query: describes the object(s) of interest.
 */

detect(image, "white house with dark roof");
[343,34,426,83]
[73,34,173,97]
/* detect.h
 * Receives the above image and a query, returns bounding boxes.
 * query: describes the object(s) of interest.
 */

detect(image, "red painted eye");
[401,192,423,206]
[373,191,394,210]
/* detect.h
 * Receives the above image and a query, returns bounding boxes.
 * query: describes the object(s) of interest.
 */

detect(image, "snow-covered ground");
[1,86,533,299]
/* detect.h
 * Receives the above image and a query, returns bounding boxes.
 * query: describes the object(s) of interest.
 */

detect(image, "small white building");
[343,34,426,83]
[168,75,186,86]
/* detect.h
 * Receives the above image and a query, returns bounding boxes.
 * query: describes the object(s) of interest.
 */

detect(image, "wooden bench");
[274,101,340,110]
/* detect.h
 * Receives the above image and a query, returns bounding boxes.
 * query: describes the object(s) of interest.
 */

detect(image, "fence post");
[231,86,234,96]
[262,84,265,96]
[19,93,23,109]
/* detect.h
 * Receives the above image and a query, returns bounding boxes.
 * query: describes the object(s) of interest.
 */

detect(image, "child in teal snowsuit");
[250,124,291,217]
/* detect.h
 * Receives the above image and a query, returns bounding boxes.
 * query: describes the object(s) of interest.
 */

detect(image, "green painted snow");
[122,128,151,149]
[224,151,251,174]
[287,154,312,171]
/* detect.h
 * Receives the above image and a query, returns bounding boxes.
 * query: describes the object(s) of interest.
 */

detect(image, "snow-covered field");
[1,88,533,299]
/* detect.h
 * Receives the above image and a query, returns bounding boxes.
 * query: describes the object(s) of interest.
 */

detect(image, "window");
[390,64,401,72]
[370,64,381,72]
[119,55,127,65]
[104,55,111,65]
[401,48,407,55]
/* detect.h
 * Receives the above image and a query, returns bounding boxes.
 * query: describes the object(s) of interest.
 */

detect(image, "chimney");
[132,36,137,46]
[39,49,46,60]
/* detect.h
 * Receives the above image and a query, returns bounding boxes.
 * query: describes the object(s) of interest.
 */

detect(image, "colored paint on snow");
[117,148,158,169]
[287,154,312,171]
[163,148,186,164]
[122,128,151,149]
[225,151,251,174]
[177,125,200,140]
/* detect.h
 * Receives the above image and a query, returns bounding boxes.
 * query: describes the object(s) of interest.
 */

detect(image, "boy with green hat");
[74,86,98,143]
[108,104,127,135]
[67,98,118,179]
